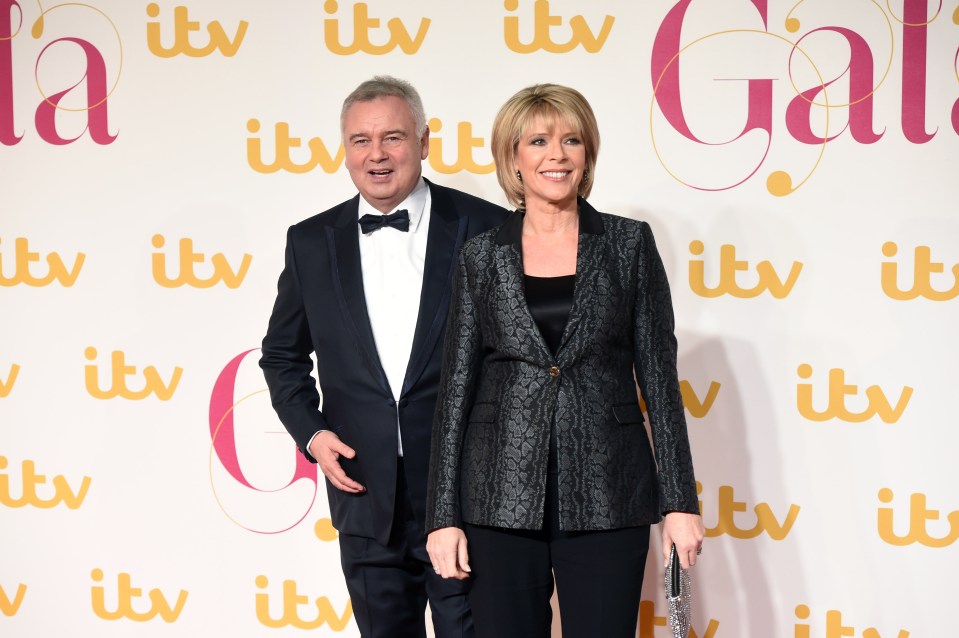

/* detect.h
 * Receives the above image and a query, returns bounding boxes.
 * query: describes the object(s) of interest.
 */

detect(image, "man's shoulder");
[289,196,358,236]
[427,181,509,222]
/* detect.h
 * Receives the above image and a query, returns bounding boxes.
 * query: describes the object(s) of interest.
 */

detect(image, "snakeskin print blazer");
[425,199,699,533]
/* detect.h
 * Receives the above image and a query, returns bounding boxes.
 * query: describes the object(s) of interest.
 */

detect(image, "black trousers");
[339,459,473,638]
[464,472,649,638]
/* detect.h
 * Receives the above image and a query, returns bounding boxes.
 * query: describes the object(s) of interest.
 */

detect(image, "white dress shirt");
[309,178,431,457]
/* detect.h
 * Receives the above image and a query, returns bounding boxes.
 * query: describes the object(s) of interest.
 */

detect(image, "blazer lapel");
[557,199,605,359]
[494,212,554,364]
[401,181,466,395]
[326,196,391,394]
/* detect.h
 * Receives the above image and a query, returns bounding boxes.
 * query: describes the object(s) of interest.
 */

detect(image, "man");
[260,76,507,638]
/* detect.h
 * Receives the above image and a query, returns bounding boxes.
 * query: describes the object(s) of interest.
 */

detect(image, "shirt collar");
[357,177,429,233]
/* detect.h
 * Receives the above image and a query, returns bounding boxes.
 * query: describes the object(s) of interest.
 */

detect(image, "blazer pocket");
[612,402,645,426]
[468,402,497,423]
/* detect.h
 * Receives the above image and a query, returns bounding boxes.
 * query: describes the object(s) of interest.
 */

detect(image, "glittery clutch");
[664,543,692,638]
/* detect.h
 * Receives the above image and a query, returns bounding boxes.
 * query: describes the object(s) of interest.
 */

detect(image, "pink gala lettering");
[0,0,23,145]
[650,0,775,191]
[785,27,883,144]
[34,37,116,145]
[208,349,318,533]
[1,0,117,145]
[901,0,936,142]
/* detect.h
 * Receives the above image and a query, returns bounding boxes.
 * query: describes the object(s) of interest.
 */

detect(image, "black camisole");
[524,274,575,477]
[523,274,575,356]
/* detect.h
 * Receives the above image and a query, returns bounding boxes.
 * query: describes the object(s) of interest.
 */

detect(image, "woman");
[425,84,703,638]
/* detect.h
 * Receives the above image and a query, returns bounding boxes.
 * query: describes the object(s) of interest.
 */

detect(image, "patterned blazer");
[425,199,699,533]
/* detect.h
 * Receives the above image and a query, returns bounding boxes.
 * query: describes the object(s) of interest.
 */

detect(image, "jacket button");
[387,399,396,407]
[549,366,560,378]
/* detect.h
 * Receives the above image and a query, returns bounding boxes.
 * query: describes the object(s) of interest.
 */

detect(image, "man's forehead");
[345,96,412,119]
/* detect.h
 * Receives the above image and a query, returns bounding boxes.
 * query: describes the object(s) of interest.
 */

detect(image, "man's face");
[342,96,429,213]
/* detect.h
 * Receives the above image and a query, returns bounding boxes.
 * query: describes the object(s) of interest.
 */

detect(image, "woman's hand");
[426,527,471,580]
[662,511,705,569]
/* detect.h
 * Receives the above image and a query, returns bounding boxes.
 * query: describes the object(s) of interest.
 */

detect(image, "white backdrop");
[2,0,957,636]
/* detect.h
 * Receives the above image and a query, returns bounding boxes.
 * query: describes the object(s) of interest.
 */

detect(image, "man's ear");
[419,128,430,160]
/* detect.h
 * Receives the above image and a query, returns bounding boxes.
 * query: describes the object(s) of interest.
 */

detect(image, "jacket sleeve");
[259,226,330,463]
[425,247,483,532]
[633,222,699,515]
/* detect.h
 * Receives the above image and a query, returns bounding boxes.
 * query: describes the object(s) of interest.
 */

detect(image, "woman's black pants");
[463,472,650,638]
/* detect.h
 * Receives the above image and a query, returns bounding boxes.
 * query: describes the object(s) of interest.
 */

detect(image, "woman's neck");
[523,198,578,237]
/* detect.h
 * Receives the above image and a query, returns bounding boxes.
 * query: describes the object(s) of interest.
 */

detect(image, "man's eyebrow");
[347,129,409,142]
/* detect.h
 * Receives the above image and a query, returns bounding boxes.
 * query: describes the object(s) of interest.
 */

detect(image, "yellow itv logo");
[0,363,19,397]
[84,347,183,401]
[878,488,958,548]
[0,456,90,510]
[688,241,802,298]
[0,583,27,617]
[151,234,251,289]
[881,242,959,301]
[794,604,910,638]
[91,569,188,623]
[255,575,352,631]
[503,0,614,54]
[146,3,247,58]
[698,481,799,540]
[796,364,912,424]
[0,237,84,287]
[323,0,430,55]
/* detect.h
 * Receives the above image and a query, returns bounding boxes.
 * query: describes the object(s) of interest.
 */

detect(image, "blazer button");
[387,399,396,407]
[549,365,560,378]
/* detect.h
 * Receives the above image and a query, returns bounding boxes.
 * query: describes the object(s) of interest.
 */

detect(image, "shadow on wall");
[542,204,810,636]
[639,211,806,638]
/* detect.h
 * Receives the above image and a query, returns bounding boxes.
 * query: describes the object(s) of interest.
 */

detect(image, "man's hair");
[341,75,428,137]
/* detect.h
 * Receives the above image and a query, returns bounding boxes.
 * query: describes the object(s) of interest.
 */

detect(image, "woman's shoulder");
[587,211,655,255]
[595,210,650,235]
[459,225,506,270]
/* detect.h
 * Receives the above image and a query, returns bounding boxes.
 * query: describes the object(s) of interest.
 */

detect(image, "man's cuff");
[306,430,332,458]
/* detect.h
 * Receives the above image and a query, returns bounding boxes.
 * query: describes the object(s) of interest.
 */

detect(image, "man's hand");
[426,527,471,580]
[309,431,365,493]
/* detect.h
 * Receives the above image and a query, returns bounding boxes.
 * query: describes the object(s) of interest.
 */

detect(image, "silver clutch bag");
[664,543,692,638]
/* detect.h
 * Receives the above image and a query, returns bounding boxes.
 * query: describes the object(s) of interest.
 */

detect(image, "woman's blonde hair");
[490,84,600,209]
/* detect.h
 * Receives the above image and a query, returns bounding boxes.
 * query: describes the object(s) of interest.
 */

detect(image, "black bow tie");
[359,209,410,234]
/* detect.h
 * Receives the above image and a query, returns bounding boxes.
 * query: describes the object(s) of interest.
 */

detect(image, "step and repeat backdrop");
[2,0,957,636]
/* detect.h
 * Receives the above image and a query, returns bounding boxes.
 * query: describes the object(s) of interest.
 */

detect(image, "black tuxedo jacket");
[426,199,699,533]
[260,180,507,545]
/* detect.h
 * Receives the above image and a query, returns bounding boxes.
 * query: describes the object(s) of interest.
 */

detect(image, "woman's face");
[513,115,586,211]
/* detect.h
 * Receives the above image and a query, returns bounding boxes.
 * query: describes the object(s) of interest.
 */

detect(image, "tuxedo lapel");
[327,196,390,394]
[401,182,466,395]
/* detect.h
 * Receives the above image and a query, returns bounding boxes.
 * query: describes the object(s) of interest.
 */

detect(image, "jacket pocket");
[612,401,645,425]
[468,402,496,423]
